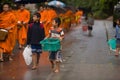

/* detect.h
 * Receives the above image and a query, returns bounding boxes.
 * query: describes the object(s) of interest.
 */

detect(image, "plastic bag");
[23,46,32,65]
[82,26,88,31]
[56,50,63,63]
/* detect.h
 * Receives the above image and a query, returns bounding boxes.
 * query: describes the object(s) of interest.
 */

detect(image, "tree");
[0,0,14,13]
[61,0,119,19]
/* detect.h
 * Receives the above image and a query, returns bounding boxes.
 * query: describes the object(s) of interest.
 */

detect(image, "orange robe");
[39,10,48,36]
[11,10,18,49]
[75,10,83,24]
[17,9,30,46]
[59,13,64,28]
[39,9,48,36]
[40,10,48,23]
[64,10,73,31]
[0,11,16,53]
[44,9,57,36]
[71,13,76,24]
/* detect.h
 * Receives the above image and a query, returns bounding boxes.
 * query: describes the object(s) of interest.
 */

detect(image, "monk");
[64,10,73,31]
[10,5,19,51]
[71,12,76,26]
[44,6,57,36]
[59,13,64,28]
[75,9,83,25]
[39,6,47,24]
[39,6,48,36]
[0,3,17,61]
[17,4,30,49]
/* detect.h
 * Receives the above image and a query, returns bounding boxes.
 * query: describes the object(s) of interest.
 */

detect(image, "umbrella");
[49,6,66,14]
[48,0,65,8]
[14,0,47,4]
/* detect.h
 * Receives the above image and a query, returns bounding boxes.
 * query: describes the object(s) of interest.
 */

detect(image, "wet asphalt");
[1,20,120,80]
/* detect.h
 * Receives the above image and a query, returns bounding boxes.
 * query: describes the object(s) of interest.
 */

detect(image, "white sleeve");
[60,31,64,36]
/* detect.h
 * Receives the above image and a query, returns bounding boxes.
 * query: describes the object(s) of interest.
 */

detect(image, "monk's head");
[33,12,41,22]
[19,4,25,10]
[2,3,11,12]
[39,6,44,12]
[52,17,61,27]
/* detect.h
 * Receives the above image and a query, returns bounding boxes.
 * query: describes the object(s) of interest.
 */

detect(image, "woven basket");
[0,29,8,41]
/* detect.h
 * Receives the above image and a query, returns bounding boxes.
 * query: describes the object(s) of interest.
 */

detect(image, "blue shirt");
[116,25,120,39]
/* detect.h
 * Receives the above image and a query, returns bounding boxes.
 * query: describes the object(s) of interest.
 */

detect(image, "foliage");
[0,0,14,5]
[113,9,120,21]
[94,10,108,19]
[0,0,119,19]
[61,0,119,19]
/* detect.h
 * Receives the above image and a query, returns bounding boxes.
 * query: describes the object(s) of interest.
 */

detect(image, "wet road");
[0,20,119,80]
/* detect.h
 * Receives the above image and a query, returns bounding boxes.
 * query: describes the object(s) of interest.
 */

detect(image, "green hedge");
[93,10,108,19]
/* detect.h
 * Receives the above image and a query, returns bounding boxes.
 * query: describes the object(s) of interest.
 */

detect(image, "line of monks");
[0,3,83,61]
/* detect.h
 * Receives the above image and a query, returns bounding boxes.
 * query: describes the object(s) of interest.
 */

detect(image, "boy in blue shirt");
[115,19,120,57]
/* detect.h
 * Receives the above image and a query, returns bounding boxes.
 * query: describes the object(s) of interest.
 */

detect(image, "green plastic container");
[40,38,60,51]
[108,38,116,50]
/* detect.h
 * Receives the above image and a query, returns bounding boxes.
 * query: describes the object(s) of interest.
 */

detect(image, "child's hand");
[59,37,63,41]
[44,37,48,40]
[27,45,31,48]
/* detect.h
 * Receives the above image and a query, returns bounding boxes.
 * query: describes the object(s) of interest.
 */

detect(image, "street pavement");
[1,20,120,80]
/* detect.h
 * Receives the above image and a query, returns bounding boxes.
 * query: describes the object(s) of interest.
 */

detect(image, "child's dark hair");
[54,17,61,26]
[33,12,41,19]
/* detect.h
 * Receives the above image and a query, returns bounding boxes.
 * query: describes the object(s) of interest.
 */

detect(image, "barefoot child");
[47,17,64,72]
[27,13,45,69]
[115,19,120,57]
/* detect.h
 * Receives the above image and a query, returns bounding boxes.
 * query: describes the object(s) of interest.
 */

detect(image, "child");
[87,13,94,36]
[81,15,88,32]
[115,19,120,57]
[47,17,64,73]
[27,13,45,70]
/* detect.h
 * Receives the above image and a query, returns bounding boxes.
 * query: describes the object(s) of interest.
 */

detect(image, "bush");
[113,12,120,21]
[93,10,108,19]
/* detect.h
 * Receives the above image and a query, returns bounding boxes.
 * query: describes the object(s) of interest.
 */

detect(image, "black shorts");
[31,44,42,54]
[49,51,57,61]
[116,39,120,48]
[88,26,93,30]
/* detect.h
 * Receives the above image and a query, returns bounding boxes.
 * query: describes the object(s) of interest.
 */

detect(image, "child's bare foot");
[9,57,13,61]
[54,69,59,73]
[31,66,37,70]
